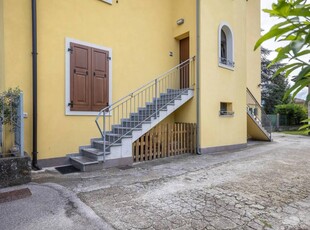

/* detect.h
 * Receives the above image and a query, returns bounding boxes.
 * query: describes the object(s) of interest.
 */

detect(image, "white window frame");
[218,22,234,71]
[65,37,112,116]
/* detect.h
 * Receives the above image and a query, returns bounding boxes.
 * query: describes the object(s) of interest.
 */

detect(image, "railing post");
[19,93,24,157]
[276,113,280,131]
[155,79,158,119]
[103,111,106,161]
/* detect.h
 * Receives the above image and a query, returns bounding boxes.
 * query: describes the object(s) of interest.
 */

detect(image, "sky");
[260,0,309,100]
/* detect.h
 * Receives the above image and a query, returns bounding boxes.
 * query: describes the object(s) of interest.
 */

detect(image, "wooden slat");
[182,123,185,153]
[190,123,192,153]
[188,123,191,153]
[193,124,197,153]
[167,124,171,157]
[187,123,190,153]
[154,127,157,159]
[158,125,162,159]
[145,130,149,161]
[174,123,177,155]
[163,125,165,158]
[178,123,180,154]
[140,136,145,161]
[136,140,139,162]
[149,129,153,160]
[132,141,136,162]
[173,123,175,156]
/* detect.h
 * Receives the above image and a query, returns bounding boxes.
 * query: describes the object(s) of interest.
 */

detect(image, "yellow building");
[0,0,270,171]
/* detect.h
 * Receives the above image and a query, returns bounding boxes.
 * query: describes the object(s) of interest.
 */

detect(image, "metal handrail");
[96,57,195,119]
[246,88,264,110]
[246,88,272,139]
[95,57,196,160]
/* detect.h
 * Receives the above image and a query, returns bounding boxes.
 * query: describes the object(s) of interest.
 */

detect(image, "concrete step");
[121,120,151,128]
[81,147,107,161]
[92,139,121,150]
[159,94,182,101]
[167,88,189,94]
[130,113,153,121]
[146,101,175,107]
[112,126,142,136]
[138,107,167,115]
[100,133,127,143]
[70,155,104,172]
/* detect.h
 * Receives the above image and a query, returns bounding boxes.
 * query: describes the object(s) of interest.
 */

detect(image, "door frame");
[179,36,190,89]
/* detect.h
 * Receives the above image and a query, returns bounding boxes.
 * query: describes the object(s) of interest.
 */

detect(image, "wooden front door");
[179,37,189,89]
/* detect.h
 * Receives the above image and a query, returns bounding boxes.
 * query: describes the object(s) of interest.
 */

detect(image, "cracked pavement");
[2,133,310,230]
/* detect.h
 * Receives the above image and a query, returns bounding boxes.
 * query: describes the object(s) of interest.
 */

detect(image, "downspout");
[196,0,201,155]
[31,0,41,170]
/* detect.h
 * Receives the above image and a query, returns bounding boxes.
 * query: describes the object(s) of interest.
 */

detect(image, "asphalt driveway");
[1,133,310,229]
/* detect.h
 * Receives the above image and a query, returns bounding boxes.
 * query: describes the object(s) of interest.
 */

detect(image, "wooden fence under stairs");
[132,123,196,162]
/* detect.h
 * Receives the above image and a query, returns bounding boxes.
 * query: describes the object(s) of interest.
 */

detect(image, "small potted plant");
[0,87,21,157]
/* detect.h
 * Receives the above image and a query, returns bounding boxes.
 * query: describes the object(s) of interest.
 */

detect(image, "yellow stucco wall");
[246,0,261,102]
[199,0,260,149]
[0,0,4,91]
[172,0,197,123]
[3,0,36,156]
[1,0,261,160]
[2,0,196,159]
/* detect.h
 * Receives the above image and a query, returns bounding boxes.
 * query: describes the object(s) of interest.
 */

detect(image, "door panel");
[179,37,189,89]
[74,73,87,102]
[70,43,91,111]
[91,48,109,111]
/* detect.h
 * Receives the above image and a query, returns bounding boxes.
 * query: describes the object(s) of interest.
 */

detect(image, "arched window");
[219,23,234,69]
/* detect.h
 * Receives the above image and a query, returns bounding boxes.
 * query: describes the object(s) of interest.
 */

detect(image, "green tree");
[261,47,290,114]
[255,0,310,133]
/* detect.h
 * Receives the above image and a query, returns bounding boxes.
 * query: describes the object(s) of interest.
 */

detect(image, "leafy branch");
[255,0,310,134]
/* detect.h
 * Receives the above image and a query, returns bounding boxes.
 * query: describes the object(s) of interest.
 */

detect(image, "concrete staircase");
[247,110,272,141]
[69,89,194,171]
[246,88,272,142]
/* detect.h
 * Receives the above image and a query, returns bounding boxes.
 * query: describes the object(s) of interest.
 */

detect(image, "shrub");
[275,104,307,126]
[0,87,21,131]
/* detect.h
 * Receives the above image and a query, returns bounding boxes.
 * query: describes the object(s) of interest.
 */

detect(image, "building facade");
[0,0,266,169]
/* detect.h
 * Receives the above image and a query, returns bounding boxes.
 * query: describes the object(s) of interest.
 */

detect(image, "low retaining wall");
[0,153,31,188]
[276,126,301,132]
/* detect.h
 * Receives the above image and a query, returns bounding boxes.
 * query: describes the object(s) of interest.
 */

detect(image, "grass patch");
[260,219,272,229]
[282,130,309,136]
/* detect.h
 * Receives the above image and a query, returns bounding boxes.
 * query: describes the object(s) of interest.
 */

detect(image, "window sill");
[219,111,235,117]
[219,114,234,117]
[218,63,235,71]
[65,110,111,116]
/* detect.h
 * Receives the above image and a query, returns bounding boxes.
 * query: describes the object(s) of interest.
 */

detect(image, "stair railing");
[95,57,196,159]
[246,88,272,139]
